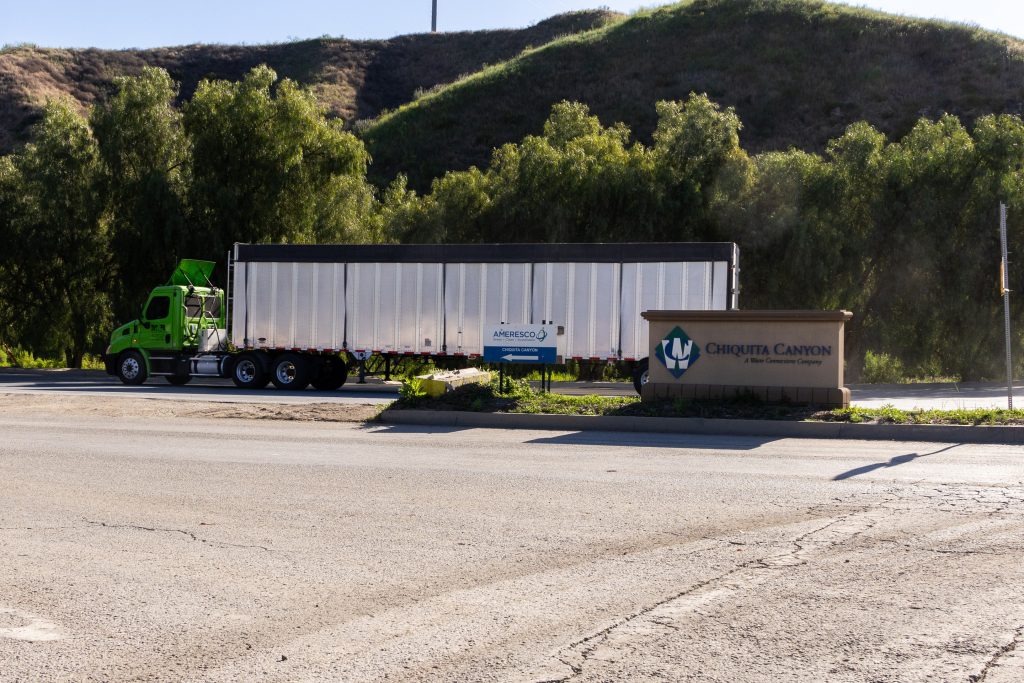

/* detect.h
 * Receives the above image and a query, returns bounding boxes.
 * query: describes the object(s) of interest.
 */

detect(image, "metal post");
[431,0,437,32]
[1000,202,1013,409]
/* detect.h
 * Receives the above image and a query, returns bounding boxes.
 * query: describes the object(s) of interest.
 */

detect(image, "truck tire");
[632,357,649,396]
[165,375,192,386]
[117,350,148,386]
[311,357,348,391]
[232,353,269,389]
[271,353,311,391]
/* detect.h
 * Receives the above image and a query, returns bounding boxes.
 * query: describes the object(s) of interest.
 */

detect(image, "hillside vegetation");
[0,10,619,153]
[364,0,1024,188]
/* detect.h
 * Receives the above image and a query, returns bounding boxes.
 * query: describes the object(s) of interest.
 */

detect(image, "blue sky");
[1,1,1021,49]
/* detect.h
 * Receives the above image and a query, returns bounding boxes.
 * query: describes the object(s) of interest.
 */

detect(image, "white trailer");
[227,242,738,392]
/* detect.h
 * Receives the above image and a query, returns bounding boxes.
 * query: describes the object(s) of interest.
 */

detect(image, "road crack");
[538,490,898,683]
[83,519,270,552]
[969,625,1024,682]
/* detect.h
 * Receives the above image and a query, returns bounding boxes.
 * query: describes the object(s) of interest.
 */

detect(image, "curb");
[378,409,1024,444]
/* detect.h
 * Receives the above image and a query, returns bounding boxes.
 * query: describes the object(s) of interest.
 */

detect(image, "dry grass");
[0,10,619,153]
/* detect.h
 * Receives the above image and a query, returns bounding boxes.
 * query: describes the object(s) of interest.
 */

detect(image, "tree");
[91,67,189,319]
[652,94,749,240]
[184,65,372,256]
[5,101,110,367]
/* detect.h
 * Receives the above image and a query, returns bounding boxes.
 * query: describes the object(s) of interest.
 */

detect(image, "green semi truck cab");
[105,260,227,385]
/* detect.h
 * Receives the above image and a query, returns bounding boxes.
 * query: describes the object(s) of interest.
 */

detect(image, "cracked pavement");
[0,409,1022,681]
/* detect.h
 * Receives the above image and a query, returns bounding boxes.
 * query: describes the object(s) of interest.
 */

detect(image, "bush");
[861,350,905,384]
[398,377,427,402]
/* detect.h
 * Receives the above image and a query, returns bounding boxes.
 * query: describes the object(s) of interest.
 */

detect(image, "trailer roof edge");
[233,242,738,264]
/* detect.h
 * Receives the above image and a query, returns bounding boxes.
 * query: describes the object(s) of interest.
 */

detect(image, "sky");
[1,0,1021,49]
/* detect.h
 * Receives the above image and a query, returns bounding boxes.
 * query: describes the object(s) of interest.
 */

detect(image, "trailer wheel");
[271,353,311,391]
[165,375,192,386]
[232,353,269,389]
[117,350,148,385]
[632,358,649,396]
[311,357,348,391]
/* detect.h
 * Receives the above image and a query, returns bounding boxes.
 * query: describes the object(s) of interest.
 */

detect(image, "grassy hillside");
[0,10,620,153]
[363,0,1024,189]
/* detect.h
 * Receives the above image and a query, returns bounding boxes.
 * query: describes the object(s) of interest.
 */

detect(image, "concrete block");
[416,368,490,397]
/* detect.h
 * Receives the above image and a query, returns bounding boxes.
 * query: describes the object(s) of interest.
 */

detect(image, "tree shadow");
[831,443,963,480]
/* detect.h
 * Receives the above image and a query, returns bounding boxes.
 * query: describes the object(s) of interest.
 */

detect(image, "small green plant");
[862,350,905,384]
[398,377,427,402]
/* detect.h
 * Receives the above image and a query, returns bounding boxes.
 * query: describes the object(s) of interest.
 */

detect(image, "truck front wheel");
[232,353,269,389]
[117,350,148,386]
[271,353,311,391]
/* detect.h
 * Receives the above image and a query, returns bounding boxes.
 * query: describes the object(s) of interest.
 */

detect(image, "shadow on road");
[831,443,963,480]
[524,431,778,450]
[364,424,474,435]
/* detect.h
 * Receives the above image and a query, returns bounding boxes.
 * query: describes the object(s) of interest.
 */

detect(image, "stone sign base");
[642,382,850,408]
[641,309,853,409]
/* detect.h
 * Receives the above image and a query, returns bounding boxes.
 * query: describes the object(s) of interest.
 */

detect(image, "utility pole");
[431,0,437,32]
[1000,202,1013,409]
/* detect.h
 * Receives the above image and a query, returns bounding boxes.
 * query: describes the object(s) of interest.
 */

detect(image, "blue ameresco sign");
[483,324,558,364]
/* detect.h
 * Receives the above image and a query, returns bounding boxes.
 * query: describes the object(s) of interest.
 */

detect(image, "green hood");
[169,259,216,287]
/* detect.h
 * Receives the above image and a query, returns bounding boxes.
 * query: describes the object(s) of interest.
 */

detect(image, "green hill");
[0,10,620,153]
[363,0,1024,189]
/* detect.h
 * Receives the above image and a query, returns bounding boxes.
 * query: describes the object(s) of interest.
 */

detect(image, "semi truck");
[104,242,739,393]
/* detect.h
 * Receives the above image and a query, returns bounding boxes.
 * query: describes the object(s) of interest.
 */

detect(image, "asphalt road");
[1,413,1022,681]
[4,368,1024,409]
[0,369,397,405]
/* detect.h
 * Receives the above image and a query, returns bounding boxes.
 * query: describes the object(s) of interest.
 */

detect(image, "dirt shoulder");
[0,393,385,423]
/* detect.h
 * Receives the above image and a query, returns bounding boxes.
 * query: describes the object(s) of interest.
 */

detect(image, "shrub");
[398,377,427,402]
[862,350,904,384]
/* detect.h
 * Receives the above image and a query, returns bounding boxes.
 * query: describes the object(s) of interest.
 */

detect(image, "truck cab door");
[140,292,174,350]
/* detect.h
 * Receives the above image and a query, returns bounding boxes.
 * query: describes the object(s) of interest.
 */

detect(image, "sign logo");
[656,326,700,378]
[536,328,548,342]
